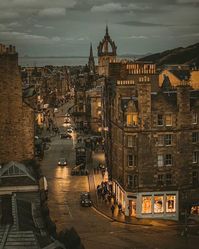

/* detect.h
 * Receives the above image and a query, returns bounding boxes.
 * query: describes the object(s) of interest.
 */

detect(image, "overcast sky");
[0,0,198,56]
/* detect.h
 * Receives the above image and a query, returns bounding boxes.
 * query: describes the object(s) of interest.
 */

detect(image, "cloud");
[0,11,19,19]
[91,3,127,12]
[118,20,174,27]
[38,8,66,17]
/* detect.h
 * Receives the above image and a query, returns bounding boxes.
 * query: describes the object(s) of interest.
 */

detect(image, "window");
[164,134,172,146]
[157,155,164,167]
[157,114,163,126]
[157,174,164,185]
[128,155,137,167]
[127,114,138,126]
[192,132,199,143]
[192,113,198,124]
[192,171,198,186]
[193,151,198,163]
[127,135,136,147]
[166,174,172,185]
[165,114,172,126]
[134,175,138,187]
[165,154,172,166]
[166,195,176,213]
[142,196,152,214]
[157,135,164,146]
[154,196,164,213]
[2,165,25,177]
[127,175,133,187]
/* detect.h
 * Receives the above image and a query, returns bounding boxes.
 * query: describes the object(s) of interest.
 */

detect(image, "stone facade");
[104,60,199,220]
[0,44,34,164]
[159,65,199,89]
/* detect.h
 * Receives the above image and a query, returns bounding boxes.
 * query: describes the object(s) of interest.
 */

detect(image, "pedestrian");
[111,204,115,216]
[118,203,122,213]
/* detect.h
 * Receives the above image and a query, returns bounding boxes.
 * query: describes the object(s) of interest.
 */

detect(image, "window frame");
[165,114,172,127]
[157,114,164,126]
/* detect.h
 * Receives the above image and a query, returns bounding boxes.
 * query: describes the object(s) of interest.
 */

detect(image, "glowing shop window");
[127,114,138,126]
[154,196,164,213]
[166,195,176,213]
[142,196,152,214]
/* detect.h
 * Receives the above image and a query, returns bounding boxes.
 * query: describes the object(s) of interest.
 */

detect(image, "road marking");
[66,204,73,219]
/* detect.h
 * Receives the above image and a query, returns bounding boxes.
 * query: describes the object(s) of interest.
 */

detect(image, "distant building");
[97,26,117,76]
[88,43,95,75]
[86,85,102,133]
[0,44,35,164]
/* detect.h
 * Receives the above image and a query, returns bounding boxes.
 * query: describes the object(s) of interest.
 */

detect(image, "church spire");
[89,43,93,58]
[105,24,109,36]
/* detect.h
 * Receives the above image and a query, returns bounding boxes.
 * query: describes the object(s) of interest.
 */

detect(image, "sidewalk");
[88,160,199,230]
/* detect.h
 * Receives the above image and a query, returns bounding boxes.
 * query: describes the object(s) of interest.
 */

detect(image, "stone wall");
[0,44,34,164]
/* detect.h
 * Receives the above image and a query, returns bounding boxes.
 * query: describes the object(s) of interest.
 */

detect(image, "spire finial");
[106,24,109,36]
[90,42,93,58]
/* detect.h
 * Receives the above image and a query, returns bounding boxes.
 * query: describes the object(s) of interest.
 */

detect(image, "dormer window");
[127,113,138,126]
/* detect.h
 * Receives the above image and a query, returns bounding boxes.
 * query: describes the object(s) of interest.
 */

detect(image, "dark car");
[58,158,67,166]
[60,133,72,139]
[80,192,92,207]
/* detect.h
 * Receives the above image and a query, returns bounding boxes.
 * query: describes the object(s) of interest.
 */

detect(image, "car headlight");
[58,162,61,164]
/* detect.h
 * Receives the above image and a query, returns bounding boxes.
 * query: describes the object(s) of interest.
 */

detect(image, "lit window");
[166,195,176,213]
[127,135,136,147]
[128,155,137,167]
[165,154,172,166]
[192,113,198,124]
[192,171,198,186]
[192,151,198,163]
[165,114,172,126]
[142,196,152,214]
[127,114,138,126]
[164,134,172,146]
[97,101,101,107]
[192,132,199,143]
[158,155,164,167]
[154,195,164,213]
[157,114,164,126]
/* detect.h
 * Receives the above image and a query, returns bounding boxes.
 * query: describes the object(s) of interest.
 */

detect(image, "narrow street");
[41,102,199,249]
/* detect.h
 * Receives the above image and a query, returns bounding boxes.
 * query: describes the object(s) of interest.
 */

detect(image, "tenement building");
[104,61,199,220]
[0,44,35,164]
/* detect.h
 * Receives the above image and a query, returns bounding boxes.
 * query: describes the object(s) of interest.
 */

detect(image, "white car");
[54,108,59,113]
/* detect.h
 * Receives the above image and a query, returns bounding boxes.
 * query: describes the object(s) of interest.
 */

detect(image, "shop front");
[125,191,179,220]
[112,180,126,212]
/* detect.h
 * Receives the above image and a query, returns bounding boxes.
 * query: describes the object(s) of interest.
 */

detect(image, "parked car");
[58,158,67,166]
[65,113,70,117]
[54,108,59,113]
[64,118,70,123]
[60,133,72,139]
[67,128,73,133]
[80,192,92,207]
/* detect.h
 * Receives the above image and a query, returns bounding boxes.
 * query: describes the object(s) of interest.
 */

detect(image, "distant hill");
[138,43,199,66]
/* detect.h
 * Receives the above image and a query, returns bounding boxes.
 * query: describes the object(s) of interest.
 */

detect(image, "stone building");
[0,44,35,164]
[104,61,199,220]
[97,26,117,76]
[86,85,102,134]
[159,64,199,89]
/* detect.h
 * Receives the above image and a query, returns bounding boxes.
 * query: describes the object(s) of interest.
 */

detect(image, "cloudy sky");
[0,0,198,56]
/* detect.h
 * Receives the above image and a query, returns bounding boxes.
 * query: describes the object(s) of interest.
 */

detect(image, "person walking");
[111,204,115,217]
